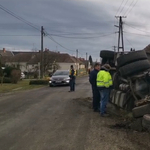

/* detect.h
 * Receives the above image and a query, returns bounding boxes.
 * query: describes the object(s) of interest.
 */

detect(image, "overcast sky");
[0,0,150,61]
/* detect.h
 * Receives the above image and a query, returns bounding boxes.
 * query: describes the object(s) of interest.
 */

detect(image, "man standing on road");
[69,65,76,92]
[97,64,112,117]
[89,63,101,112]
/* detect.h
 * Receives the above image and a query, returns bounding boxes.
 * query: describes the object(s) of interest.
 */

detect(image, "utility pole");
[86,52,88,73]
[86,52,88,61]
[76,49,78,73]
[115,16,126,52]
[40,26,44,78]
[76,49,78,60]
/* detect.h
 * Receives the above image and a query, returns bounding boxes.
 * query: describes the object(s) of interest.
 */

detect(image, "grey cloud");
[0,0,149,61]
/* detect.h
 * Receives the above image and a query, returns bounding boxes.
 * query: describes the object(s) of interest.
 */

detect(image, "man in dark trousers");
[89,63,101,112]
[69,65,76,92]
[97,64,112,117]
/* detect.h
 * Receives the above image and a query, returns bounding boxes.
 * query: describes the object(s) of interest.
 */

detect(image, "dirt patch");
[73,97,150,149]
[73,97,145,132]
[73,97,93,109]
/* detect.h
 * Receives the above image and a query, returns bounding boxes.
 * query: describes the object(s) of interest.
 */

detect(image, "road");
[0,77,150,150]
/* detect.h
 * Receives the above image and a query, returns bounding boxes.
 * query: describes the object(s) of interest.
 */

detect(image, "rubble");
[132,104,150,118]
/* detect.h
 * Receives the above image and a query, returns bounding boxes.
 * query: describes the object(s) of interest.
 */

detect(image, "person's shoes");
[100,113,110,117]
[93,109,100,112]
[104,111,108,114]
[68,91,72,92]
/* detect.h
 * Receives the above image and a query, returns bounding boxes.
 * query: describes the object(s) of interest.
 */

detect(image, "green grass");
[0,79,46,93]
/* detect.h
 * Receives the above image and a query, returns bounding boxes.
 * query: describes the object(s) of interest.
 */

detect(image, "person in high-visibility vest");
[97,64,113,117]
[69,65,76,92]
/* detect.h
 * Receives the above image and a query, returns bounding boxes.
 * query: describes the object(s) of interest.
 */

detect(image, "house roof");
[4,51,85,64]
[12,51,38,55]
[0,50,14,57]
[7,53,37,63]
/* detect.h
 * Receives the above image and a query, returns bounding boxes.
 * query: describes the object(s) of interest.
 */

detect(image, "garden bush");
[4,66,15,77]
[29,80,49,85]
[11,69,21,84]
[0,77,11,83]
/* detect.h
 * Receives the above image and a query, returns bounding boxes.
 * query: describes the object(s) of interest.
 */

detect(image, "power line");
[124,31,150,37]
[125,0,139,16]
[46,35,75,52]
[47,32,114,36]
[125,23,150,34]
[116,0,125,16]
[48,33,115,39]
[0,35,40,36]
[0,4,40,31]
[123,0,135,16]
[117,0,129,16]
[124,34,134,47]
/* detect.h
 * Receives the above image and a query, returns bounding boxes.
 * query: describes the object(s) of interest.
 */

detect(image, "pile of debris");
[132,96,150,132]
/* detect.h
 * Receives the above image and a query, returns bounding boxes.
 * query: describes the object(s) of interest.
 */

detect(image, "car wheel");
[49,84,53,87]
[117,50,147,67]
[100,50,115,59]
[119,59,150,77]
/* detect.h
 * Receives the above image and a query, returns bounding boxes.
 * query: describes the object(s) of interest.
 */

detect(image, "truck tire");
[113,72,120,89]
[117,50,147,67]
[100,50,115,59]
[132,104,150,118]
[119,59,150,77]
[142,114,150,131]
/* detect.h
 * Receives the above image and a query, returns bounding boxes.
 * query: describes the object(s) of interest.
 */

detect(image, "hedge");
[0,77,11,83]
[29,80,49,85]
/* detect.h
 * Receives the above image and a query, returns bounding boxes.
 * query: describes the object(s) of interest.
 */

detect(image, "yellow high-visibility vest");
[97,70,112,88]
[69,69,76,76]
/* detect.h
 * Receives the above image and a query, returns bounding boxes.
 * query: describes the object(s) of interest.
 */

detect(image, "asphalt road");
[0,77,150,150]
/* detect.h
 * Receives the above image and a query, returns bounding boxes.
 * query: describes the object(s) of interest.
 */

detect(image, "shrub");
[0,77,11,83]
[11,69,21,84]
[29,80,49,85]
[4,66,15,77]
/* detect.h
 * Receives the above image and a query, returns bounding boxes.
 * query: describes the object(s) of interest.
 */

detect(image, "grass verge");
[0,79,46,93]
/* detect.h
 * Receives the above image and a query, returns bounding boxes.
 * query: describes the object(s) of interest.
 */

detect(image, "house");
[4,50,86,74]
[0,48,14,57]
[0,48,14,66]
[5,52,39,72]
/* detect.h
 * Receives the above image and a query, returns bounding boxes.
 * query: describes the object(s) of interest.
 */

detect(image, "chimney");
[45,48,49,51]
[3,48,6,53]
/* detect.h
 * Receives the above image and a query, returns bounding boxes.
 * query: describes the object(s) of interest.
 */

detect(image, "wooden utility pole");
[86,52,88,73]
[115,16,126,52]
[76,49,78,73]
[40,26,44,78]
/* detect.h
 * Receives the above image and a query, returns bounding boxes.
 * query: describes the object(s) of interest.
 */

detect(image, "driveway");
[0,77,150,150]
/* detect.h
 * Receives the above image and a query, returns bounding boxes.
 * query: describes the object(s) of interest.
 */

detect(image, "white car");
[20,72,25,79]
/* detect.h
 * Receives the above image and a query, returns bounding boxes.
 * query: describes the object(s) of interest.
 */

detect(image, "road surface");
[0,77,150,150]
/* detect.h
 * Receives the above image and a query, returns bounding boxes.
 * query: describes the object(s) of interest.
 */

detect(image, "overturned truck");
[100,50,150,130]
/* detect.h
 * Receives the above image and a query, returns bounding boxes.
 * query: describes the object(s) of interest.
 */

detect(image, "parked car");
[20,72,25,79]
[49,70,70,87]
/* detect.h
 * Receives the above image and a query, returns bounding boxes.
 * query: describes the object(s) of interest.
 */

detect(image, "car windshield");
[53,71,69,76]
